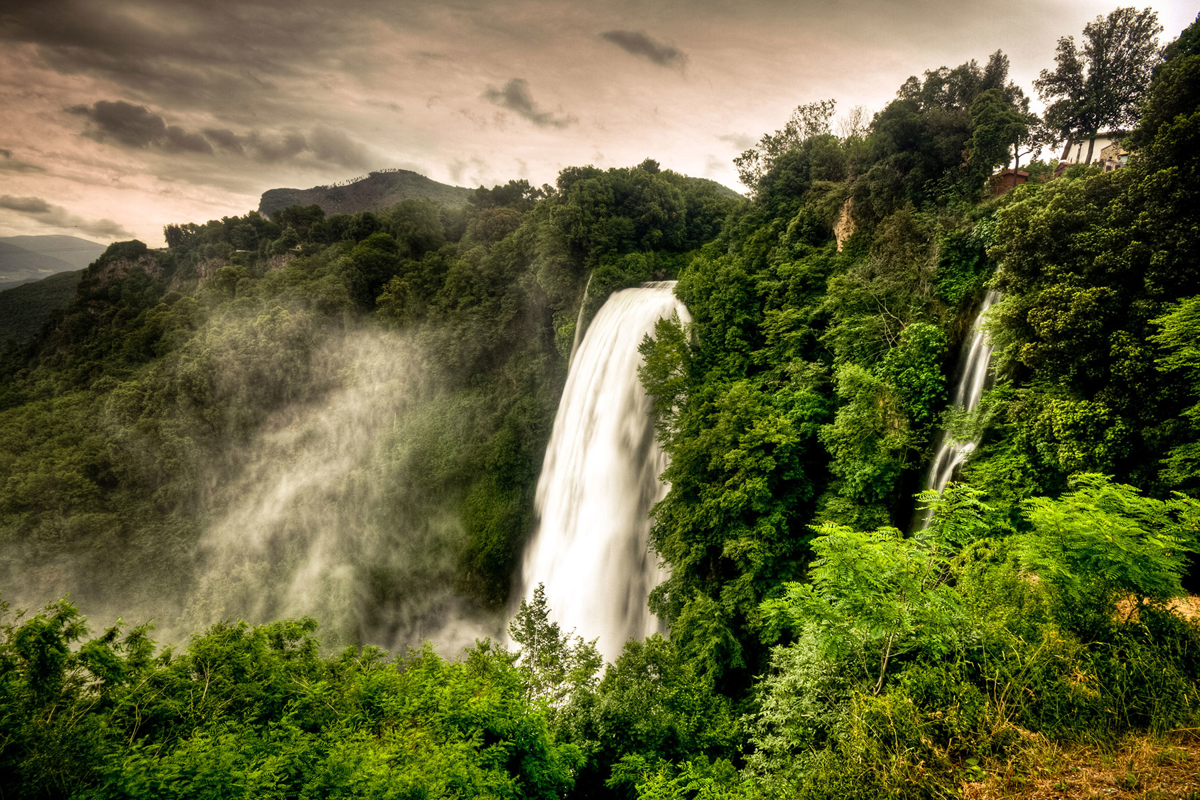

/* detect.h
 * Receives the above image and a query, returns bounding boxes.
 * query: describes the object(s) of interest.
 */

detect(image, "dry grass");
[961,731,1200,800]
[1114,596,1200,623]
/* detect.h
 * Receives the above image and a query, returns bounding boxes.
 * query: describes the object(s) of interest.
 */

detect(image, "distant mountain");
[0,268,83,343]
[0,235,108,271]
[259,169,474,217]
[0,235,106,290]
[0,243,79,288]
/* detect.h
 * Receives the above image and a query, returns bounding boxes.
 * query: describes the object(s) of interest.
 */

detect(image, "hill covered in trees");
[2,7,1200,799]
[258,169,476,217]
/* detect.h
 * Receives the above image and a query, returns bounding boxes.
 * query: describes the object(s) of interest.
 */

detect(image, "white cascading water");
[518,281,689,662]
[918,290,1001,527]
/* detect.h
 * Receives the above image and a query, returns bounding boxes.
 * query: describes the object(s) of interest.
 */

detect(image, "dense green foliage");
[0,602,582,799]
[3,9,1200,799]
[969,13,1200,512]
[3,477,1197,798]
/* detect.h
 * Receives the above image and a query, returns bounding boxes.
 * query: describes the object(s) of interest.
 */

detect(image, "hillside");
[0,268,83,343]
[258,169,474,217]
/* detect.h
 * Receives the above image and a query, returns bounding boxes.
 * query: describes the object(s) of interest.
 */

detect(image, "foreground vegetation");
[2,6,1200,798]
[3,478,1198,798]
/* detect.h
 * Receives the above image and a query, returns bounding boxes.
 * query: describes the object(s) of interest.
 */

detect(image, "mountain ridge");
[0,235,108,271]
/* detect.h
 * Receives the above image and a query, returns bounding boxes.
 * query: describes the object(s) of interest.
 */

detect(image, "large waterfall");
[518,281,689,662]
[918,290,1000,527]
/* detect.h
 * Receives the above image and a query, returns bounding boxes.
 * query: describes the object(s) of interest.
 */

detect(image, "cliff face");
[259,170,473,216]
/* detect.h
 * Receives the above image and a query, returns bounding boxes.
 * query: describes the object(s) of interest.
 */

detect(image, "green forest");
[3,7,1200,798]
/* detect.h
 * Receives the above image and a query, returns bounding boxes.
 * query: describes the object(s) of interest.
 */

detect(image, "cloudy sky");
[0,0,1192,246]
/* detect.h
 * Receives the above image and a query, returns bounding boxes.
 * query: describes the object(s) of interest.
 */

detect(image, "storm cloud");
[209,128,368,168]
[66,101,371,169]
[600,30,687,68]
[0,0,1191,243]
[0,195,133,239]
[68,100,213,153]
[482,79,576,129]
[0,0,369,114]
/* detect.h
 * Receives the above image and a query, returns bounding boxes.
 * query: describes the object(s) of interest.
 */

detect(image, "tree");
[734,99,836,192]
[1035,7,1163,164]
[968,88,1032,179]
[508,584,602,708]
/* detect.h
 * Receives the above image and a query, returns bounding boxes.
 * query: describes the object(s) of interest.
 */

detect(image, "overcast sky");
[0,0,1192,246]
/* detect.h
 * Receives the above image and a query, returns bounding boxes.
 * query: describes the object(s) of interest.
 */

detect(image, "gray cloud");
[0,149,45,174]
[68,100,214,153]
[67,101,370,168]
[600,30,687,68]
[482,79,575,128]
[718,132,757,150]
[221,129,364,167]
[203,128,246,156]
[245,131,309,162]
[0,196,52,214]
[0,0,369,115]
[309,126,372,169]
[0,195,133,239]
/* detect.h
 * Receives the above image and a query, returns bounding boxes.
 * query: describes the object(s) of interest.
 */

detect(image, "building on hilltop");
[1055,131,1129,176]
[1096,140,1131,172]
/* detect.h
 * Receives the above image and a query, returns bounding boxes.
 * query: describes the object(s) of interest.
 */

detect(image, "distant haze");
[0,235,106,286]
[0,0,1193,245]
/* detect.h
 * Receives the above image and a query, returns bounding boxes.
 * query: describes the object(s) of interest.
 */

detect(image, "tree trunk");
[1085,133,1097,165]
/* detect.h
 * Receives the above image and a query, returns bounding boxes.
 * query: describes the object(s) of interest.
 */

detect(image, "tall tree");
[734,99,837,192]
[1035,7,1162,164]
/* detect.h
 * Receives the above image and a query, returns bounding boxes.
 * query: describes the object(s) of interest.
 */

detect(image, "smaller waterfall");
[918,290,1000,527]
[568,272,594,365]
[518,282,689,662]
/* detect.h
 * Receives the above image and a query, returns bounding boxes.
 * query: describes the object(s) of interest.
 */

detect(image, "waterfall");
[918,290,1000,527]
[518,281,689,661]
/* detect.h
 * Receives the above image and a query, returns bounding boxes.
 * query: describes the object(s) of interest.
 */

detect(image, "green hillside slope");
[0,268,83,343]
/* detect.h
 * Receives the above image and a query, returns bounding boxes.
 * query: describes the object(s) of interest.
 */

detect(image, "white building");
[1059,132,1127,168]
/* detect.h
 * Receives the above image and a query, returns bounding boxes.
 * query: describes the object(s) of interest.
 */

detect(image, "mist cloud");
[482,79,576,128]
[185,327,501,652]
[0,194,133,239]
[600,30,687,68]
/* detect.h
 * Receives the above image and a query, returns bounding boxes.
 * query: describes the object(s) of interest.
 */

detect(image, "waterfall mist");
[517,282,689,662]
[0,320,504,654]
[182,327,502,651]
